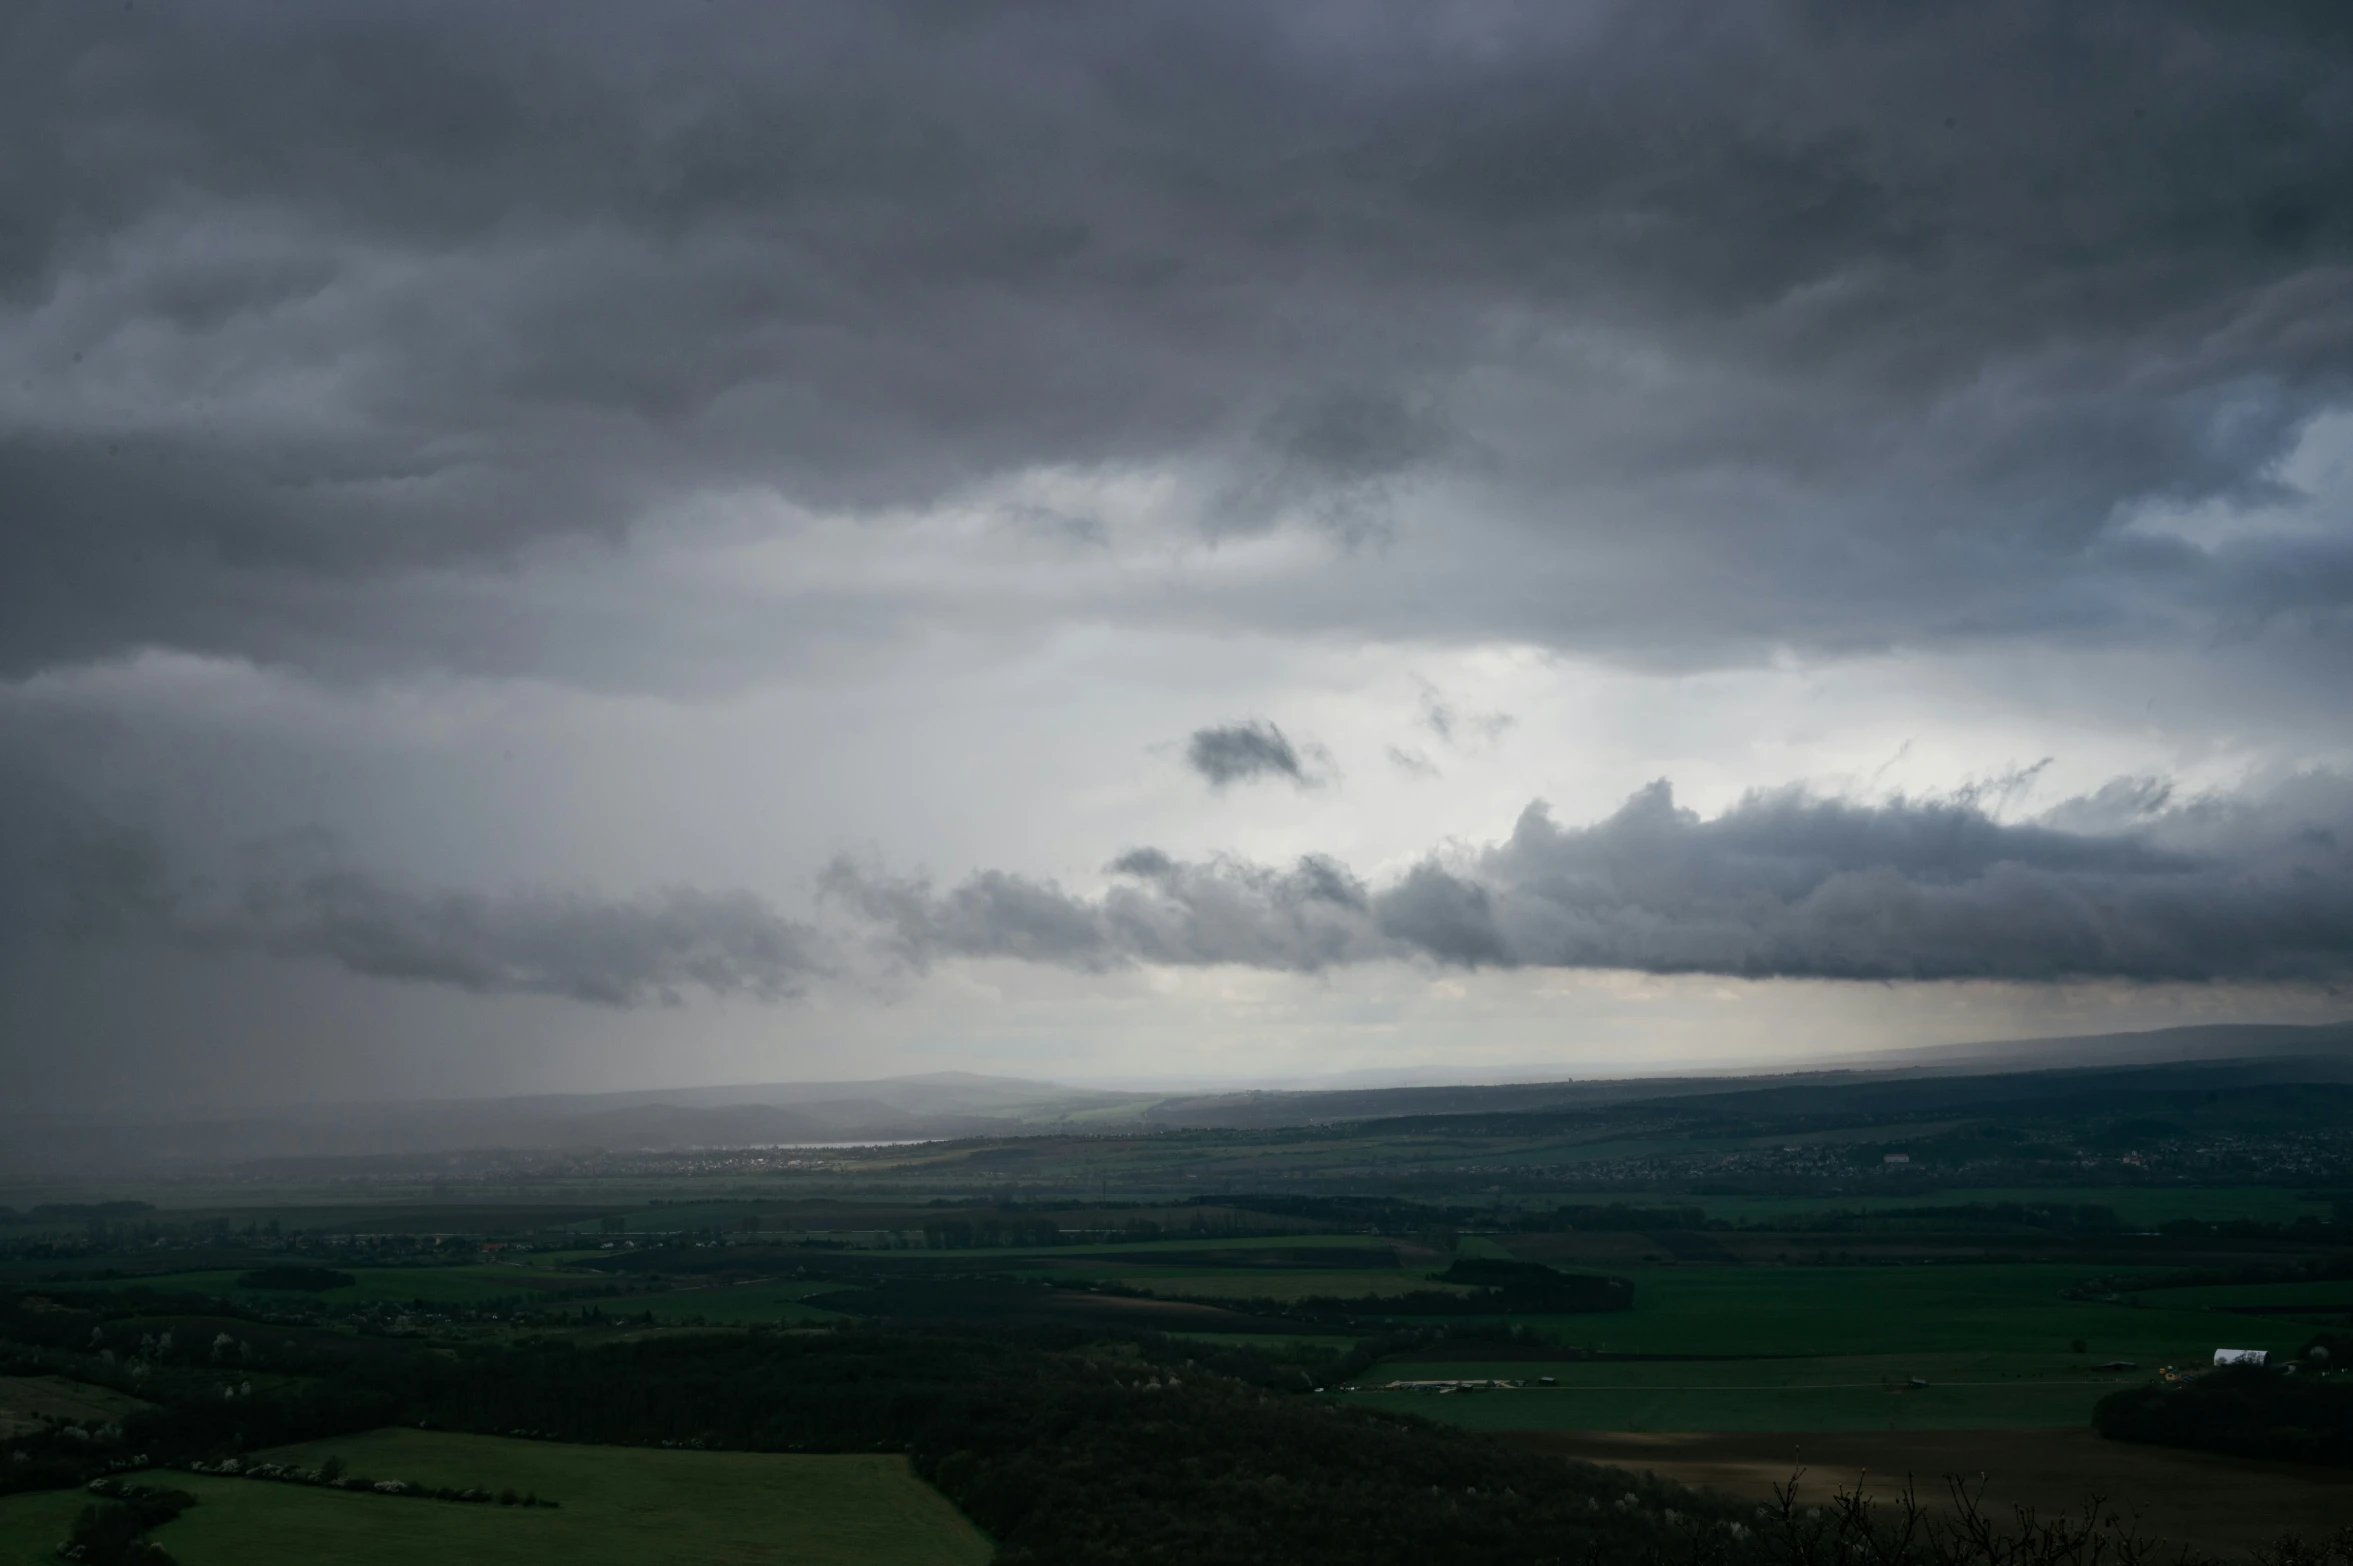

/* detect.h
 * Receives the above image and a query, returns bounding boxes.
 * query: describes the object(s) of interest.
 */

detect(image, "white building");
[2212,1348,2267,1367]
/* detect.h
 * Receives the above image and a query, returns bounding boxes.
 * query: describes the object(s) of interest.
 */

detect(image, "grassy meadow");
[1347,1352,2158,1431]
[1682,1187,2343,1228]
[0,1432,993,1566]
[80,1264,595,1310]
[630,1279,850,1324]
[0,1486,86,1566]
[0,1375,151,1439]
[1329,1262,2312,1432]
[1504,1263,2302,1360]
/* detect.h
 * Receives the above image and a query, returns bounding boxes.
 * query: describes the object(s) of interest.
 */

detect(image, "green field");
[632,1280,850,1324]
[1347,1351,2157,1431]
[1495,1264,2304,1360]
[76,1265,598,1309]
[1685,1186,2340,1228]
[0,1487,85,1566]
[1086,1268,1440,1301]
[2122,1278,2353,1316]
[1334,1262,2319,1432]
[949,1233,1407,1261]
[0,1374,152,1439]
[0,1431,992,1566]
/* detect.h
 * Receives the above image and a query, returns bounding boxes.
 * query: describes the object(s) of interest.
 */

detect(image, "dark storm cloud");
[1186,721,1315,789]
[824,846,1377,973]
[3,1,2352,681]
[24,770,2353,998]
[825,776,2353,984]
[226,874,826,1006]
[24,812,826,1007]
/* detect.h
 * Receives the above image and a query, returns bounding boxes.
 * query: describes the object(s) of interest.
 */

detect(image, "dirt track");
[1506,1429,2353,1557]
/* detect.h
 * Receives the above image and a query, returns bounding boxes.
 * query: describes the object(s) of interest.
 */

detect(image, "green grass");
[1345,1351,2158,1431]
[21,1430,994,1565]
[2121,1278,2353,1314]
[1687,1186,2339,1228]
[632,1281,849,1325]
[1077,1269,1438,1301]
[554,1205,795,1235]
[82,1265,598,1309]
[939,1233,1398,1262]
[1329,1262,2319,1431]
[1487,1264,2307,1361]
[1166,1332,1361,1355]
[0,1486,87,1566]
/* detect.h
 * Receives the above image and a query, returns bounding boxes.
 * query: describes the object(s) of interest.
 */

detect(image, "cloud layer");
[22,770,2353,1007]
[38,821,824,1007]
[3,2,2350,686]
[830,775,2353,986]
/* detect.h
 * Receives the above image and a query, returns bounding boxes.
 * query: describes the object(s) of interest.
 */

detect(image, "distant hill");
[1137,1021,2353,1130]
[0,1072,1151,1175]
[5,1019,2349,1174]
[1840,1020,2353,1071]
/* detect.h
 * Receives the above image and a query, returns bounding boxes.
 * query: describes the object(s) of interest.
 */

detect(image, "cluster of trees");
[60,1480,193,1565]
[2095,1360,2353,1469]
[2070,1253,2353,1302]
[175,1452,555,1506]
[919,1218,1071,1249]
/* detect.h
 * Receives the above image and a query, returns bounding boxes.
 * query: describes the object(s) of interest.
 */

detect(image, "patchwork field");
[1679,1187,2343,1228]
[1507,1428,2353,1558]
[1497,1264,2302,1361]
[1344,1353,2151,1431]
[1325,1263,2313,1434]
[0,1375,150,1439]
[2125,1279,2353,1320]
[92,1264,600,1309]
[0,1432,992,1566]
[631,1280,850,1324]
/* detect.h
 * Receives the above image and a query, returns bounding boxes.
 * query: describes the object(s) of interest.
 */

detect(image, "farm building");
[2212,1348,2267,1367]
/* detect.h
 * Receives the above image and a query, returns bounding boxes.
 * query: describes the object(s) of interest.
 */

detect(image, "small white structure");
[2213,1348,2267,1367]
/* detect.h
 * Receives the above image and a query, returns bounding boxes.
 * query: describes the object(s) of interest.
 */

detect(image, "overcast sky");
[5,1,2353,1112]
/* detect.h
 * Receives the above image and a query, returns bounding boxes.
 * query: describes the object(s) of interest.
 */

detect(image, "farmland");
[5,1053,2353,1559]
[0,1375,149,1440]
[0,1434,991,1566]
[1510,1430,2353,1557]
[1344,1353,2161,1432]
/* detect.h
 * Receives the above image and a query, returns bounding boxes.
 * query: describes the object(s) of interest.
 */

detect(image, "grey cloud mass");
[24,772,2353,1006]
[1,2,2350,683]
[826,777,2353,985]
[224,875,826,1007]
[36,819,825,1007]
[1186,722,1313,789]
[7,2,2353,1101]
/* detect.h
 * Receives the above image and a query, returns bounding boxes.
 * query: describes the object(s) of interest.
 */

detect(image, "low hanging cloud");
[32,774,2353,1003]
[38,822,826,1008]
[223,873,827,1006]
[827,775,2353,985]
[1185,721,1320,790]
